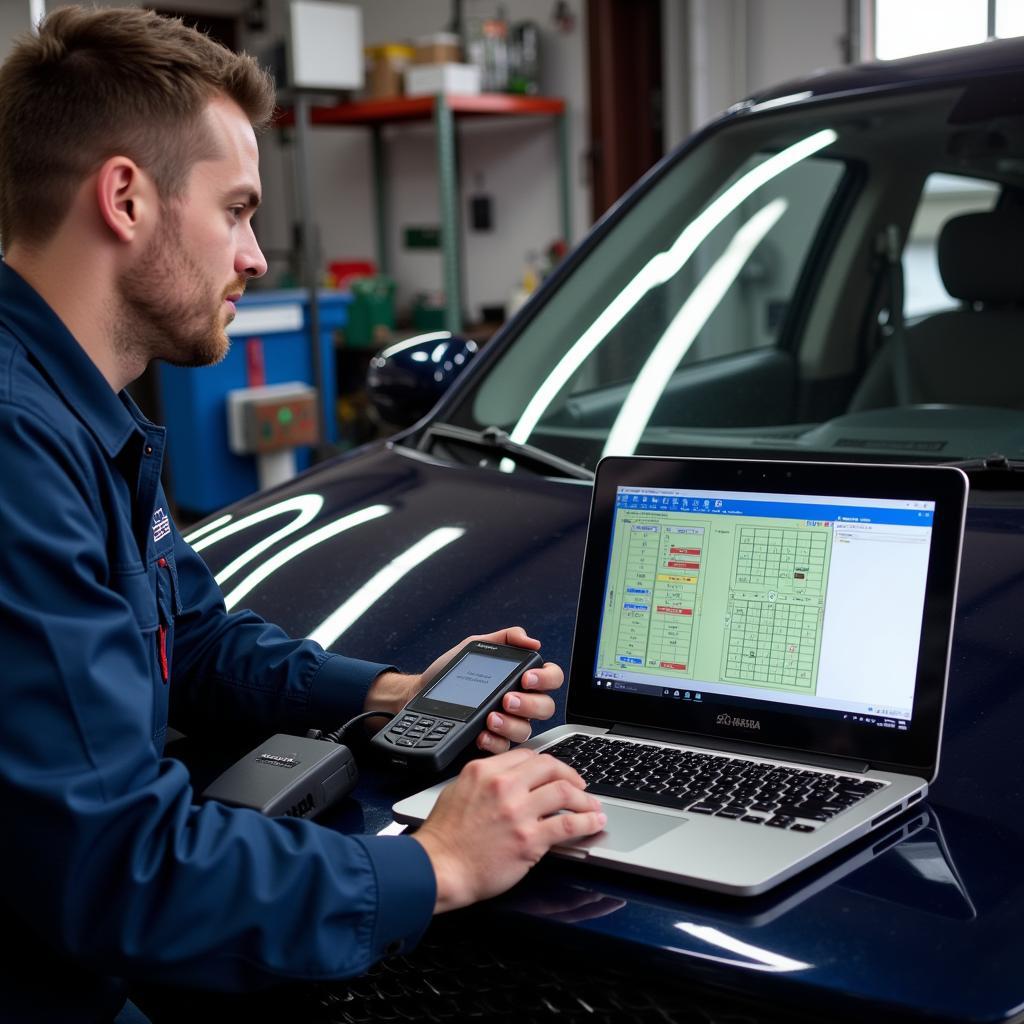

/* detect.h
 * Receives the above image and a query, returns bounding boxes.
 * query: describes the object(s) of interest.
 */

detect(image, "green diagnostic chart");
[596,507,833,696]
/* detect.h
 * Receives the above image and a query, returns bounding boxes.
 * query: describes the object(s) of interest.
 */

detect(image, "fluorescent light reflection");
[504,129,837,454]
[674,923,812,973]
[379,331,452,360]
[189,494,325,587]
[602,197,788,457]
[749,91,814,112]
[308,527,465,649]
[183,514,233,544]
[223,505,392,610]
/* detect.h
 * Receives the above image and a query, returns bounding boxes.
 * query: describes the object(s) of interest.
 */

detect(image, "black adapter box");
[201,734,357,819]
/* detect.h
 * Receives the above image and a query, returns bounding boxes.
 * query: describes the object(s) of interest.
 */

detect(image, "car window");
[470,138,847,447]
[441,81,1024,471]
[903,173,999,318]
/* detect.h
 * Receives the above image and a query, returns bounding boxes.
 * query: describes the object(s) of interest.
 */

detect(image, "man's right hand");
[411,749,607,913]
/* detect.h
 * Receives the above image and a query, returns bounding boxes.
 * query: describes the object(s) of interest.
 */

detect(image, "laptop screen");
[593,485,935,731]
[569,458,967,774]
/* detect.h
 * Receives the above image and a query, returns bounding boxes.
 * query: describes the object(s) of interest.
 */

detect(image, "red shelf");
[278,94,565,127]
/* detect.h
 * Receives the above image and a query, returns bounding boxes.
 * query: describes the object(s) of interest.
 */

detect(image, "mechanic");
[0,8,606,1022]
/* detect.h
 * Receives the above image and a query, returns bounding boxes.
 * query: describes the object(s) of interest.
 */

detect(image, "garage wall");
[662,0,850,149]
[247,0,590,324]
[0,4,33,63]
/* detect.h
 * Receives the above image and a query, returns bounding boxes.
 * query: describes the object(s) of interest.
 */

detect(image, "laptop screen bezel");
[566,456,967,778]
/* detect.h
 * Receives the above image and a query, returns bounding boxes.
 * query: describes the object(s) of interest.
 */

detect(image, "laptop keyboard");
[545,735,885,832]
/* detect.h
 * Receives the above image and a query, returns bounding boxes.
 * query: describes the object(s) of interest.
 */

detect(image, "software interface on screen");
[593,487,936,728]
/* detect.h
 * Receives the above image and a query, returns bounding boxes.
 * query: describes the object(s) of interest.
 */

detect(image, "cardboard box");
[365,43,414,98]
[414,32,460,64]
[405,62,481,97]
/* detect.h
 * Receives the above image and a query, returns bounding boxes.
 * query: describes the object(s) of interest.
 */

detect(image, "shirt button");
[144,445,154,456]
[157,557,167,568]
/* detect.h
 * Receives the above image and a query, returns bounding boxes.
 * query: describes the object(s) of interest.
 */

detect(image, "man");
[0,8,605,1022]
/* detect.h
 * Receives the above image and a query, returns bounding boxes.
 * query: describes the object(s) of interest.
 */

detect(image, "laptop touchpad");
[572,804,686,853]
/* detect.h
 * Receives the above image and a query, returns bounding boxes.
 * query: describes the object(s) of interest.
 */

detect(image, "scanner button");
[426,731,446,740]
[389,726,407,735]
[418,719,436,727]
[397,738,418,747]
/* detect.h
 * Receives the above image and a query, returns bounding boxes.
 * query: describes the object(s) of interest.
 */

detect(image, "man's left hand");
[365,626,562,753]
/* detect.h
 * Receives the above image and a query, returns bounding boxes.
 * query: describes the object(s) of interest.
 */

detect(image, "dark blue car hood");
[193,445,1024,799]
[191,444,593,684]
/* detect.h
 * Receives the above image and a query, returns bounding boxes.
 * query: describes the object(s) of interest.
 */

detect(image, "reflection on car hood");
[189,445,592,690]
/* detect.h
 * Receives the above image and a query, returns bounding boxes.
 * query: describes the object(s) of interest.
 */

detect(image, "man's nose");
[238,223,268,279]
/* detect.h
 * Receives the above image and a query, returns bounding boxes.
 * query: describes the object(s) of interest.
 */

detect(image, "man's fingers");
[477,730,511,754]
[531,777,603,819]
[487,710,534,744]
[501,690,555,723]
[520,662,563,692]
[467,745,537,774]
[539,808,607,846]
[474,625,541,650]
[510,751,587,791]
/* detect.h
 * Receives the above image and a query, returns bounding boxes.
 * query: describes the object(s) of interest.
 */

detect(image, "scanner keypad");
[383,714,456,748]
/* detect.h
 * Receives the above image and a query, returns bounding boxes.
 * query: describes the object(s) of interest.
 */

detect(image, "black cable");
[307,710,395,746]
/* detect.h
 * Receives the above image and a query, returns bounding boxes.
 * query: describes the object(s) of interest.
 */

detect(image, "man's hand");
[411,748,607,912]
[365,626,563,753]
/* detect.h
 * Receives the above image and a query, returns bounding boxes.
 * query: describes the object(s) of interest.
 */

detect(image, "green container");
[346,275,395,348]
[412,305,447,331]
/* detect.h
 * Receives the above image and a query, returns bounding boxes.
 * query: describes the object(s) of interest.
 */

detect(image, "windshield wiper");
[942,454,1024,488]
[943,454,1024,472]
[416,423,595,481]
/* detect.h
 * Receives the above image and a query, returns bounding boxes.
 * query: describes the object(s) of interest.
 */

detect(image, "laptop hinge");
[608,724,870,774]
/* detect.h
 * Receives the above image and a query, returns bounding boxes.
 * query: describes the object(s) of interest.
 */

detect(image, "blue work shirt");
[0,264,436,1022]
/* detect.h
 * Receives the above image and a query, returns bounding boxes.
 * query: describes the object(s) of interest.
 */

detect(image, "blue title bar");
[615,493,933,527]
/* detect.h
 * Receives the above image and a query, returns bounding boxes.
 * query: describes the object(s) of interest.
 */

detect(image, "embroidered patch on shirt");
[152,508,171,544]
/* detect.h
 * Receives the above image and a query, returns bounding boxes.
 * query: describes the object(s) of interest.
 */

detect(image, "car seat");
[848,210,1024,411]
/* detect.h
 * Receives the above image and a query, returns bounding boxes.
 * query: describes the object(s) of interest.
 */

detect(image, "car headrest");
[938,211,1024,305]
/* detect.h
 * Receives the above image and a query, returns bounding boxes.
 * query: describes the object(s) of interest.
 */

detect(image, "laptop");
[394,457,968,895]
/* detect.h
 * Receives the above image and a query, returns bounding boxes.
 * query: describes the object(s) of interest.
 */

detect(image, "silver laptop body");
[395,457,968,895]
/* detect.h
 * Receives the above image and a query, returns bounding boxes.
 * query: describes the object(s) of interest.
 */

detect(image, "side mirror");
[367,332,479,428]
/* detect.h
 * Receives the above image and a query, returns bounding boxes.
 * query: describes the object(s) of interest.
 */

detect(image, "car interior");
[437,73,1024,474]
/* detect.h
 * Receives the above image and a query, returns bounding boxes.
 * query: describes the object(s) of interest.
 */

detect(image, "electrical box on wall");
[227,382,320,455]
[288,1,362,90]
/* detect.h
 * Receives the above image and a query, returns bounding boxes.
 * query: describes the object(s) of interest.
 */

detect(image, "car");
[191,35,1024,701]
[181,36,1024,1021]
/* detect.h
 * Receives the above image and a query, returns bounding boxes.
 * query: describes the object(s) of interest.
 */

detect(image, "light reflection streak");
[602,197,788,457]
[183,514,233,544]
[308,527,465,649]
[378,331,452,360]
[673,922,812,973]
[187,494,324,586]
[750,91,814,112]
[500,128,837,469]
[223,504,392,610]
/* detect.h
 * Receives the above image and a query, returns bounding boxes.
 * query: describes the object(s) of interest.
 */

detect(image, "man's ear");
[95,156,154,243]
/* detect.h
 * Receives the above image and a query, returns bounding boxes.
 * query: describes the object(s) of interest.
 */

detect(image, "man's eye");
[229,206,245,219]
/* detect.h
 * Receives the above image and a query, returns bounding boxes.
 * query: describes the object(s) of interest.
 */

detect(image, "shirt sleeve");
[0,405,435,990]
[167,517,395,741]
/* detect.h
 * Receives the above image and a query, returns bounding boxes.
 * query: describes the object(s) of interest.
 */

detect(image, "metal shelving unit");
[283,93,571,334]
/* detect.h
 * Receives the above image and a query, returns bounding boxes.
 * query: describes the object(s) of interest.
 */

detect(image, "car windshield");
[440,77,1024,472]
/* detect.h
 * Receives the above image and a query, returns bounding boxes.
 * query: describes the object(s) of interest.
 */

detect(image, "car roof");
[743,34,1024,110]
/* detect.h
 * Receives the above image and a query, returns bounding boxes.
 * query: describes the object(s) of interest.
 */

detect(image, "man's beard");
[115,208,243,370]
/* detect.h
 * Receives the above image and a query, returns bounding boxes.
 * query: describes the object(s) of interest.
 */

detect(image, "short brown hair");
[0,5,275,247]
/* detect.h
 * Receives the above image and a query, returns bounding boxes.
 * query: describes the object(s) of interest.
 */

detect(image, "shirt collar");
[0,261,147,457]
